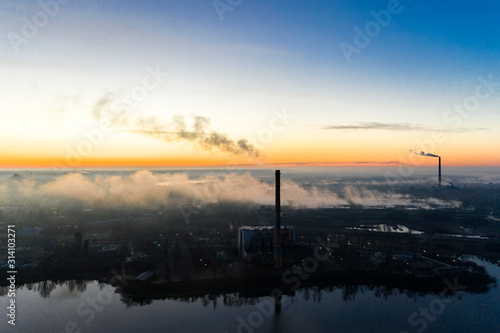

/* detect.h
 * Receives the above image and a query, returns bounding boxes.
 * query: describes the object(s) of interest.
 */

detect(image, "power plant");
[236,170,295,266]
[410,150,442,187]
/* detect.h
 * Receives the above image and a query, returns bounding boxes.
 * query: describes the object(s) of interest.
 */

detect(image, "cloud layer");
[321,122,489,132]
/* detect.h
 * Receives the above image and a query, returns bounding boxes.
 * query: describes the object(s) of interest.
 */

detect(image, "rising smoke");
[409,149,440,158]
[92,93,260,158]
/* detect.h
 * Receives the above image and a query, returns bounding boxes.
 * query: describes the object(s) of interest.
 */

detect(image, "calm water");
[1,257,498,333]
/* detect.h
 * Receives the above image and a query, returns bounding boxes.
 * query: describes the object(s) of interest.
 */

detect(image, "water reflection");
[1,259,498,333]
[2,274,493,308]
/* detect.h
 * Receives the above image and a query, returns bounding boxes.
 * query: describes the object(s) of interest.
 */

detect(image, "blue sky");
[0,0,499,167]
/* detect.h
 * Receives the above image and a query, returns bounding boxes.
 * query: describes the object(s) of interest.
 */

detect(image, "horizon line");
[0,161,498,170]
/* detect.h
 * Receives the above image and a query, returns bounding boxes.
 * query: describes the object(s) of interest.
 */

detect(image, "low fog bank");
[0,170,461,210]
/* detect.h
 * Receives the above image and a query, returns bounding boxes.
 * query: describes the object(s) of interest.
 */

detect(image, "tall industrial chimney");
[274,170,282,268]
[438,157,442,187]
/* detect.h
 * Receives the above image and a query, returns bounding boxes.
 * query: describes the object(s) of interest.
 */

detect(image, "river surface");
[1,256,498,333]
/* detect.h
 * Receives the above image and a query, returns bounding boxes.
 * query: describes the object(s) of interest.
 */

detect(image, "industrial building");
[237,225,296,263]
[235,170,296,265]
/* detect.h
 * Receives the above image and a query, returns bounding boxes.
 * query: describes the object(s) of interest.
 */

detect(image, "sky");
[0,0,499,169]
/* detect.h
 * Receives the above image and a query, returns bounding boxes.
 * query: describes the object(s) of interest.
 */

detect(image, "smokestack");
[439,157,442,187]
[274,170,282,269]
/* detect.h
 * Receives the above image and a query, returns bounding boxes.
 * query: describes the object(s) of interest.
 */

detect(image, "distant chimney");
[274,170,282,268]
[439,157,442,186]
